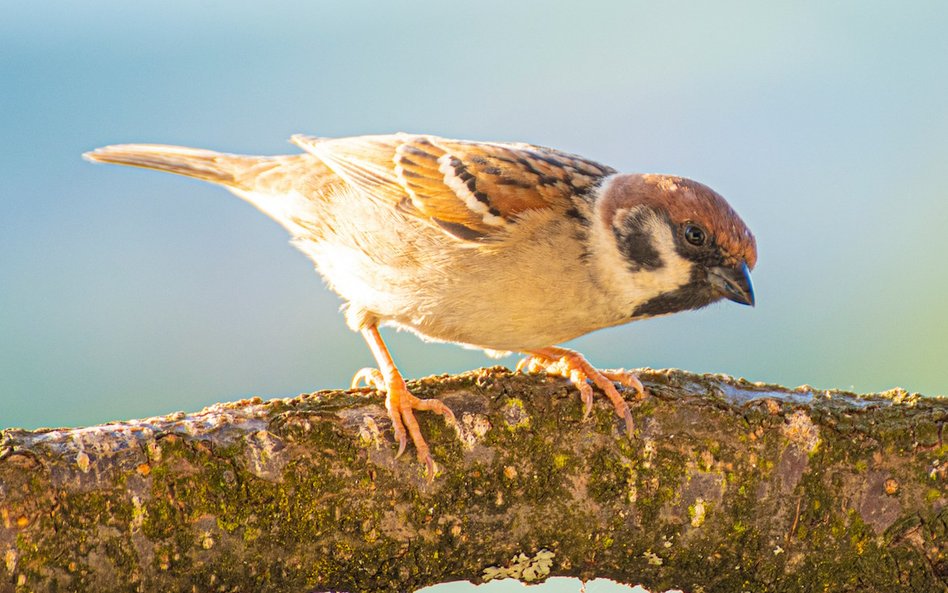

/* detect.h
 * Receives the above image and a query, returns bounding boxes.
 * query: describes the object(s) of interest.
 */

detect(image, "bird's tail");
[83,144,279,190]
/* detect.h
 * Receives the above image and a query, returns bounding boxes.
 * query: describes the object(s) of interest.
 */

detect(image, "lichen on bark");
[0,368,945,592]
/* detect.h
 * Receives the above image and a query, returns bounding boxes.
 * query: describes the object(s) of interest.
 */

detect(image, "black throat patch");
[631,266,718,318]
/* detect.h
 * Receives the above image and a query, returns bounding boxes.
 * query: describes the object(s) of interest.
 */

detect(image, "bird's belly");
[398,303,598,352]
[295,200,623,352]
[318,248,618,352]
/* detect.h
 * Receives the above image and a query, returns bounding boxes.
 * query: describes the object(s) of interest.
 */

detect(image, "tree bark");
[0,368,945,593]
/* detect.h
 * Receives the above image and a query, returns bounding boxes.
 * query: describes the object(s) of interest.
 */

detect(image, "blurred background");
[3,0,947,435]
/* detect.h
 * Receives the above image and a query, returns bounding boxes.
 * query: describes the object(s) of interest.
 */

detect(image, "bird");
[85,133,756,476]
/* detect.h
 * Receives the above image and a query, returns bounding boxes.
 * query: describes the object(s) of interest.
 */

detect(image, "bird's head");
[595,173,756,319]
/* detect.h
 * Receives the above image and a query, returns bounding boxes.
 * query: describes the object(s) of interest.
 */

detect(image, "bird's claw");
[395,388,453,481]
[515,356,540,374]
[354,366,454,480]
[600,368,647,400]
[517,348,645,437]
[351,367,385,391]
[570,369,594,420]
[394,432,409,459]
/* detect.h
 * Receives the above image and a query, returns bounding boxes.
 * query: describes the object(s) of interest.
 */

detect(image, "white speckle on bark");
[782,410,820,454]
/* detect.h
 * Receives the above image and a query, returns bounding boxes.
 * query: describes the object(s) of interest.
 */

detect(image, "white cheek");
[640,216,692,290]
[590,206,693,312]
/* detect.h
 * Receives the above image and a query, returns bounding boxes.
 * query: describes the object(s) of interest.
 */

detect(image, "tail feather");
[83,144,278,190]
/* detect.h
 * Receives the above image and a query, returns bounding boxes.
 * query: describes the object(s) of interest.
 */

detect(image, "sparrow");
[85,133,756,476]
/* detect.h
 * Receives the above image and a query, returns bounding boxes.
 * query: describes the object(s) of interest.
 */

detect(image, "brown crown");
[601,173,757,268]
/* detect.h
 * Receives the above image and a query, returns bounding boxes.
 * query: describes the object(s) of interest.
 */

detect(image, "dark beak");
[709,262,755,306]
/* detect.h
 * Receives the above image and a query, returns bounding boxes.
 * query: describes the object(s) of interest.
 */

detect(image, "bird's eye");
[684,224,707,247]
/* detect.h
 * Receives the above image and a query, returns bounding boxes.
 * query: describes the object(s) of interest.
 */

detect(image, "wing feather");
[292,133,615,242]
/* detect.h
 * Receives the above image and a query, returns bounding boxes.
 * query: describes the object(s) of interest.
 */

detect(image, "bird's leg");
[518,346,645,437]
[353,325,456,477]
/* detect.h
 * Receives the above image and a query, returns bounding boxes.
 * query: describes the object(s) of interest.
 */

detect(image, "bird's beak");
[709,262,755,306]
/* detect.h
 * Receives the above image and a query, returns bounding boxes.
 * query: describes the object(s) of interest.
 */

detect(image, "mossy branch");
[1,368,946,592]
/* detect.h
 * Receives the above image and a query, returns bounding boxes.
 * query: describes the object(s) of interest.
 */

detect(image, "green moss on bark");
[0,368,945,592]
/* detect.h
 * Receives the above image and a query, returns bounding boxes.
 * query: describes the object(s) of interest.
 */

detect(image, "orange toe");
[359,326,461,477]
[354,365,456,478]
[519,347,644,437]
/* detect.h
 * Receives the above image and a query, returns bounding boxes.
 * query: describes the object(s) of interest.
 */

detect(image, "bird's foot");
[351,367,386,391]
[351,367,456,478]
[517,346,645,437]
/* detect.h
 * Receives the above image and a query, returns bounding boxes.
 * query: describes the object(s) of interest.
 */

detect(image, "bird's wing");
[291,133,616,241]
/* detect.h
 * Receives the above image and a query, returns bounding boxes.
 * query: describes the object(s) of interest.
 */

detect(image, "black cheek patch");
[614,210,662,271]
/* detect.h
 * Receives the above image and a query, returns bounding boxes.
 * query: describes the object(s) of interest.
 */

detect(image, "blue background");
[3,1,947,434]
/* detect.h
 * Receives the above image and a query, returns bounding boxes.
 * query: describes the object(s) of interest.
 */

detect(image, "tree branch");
[1,368,945,592]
